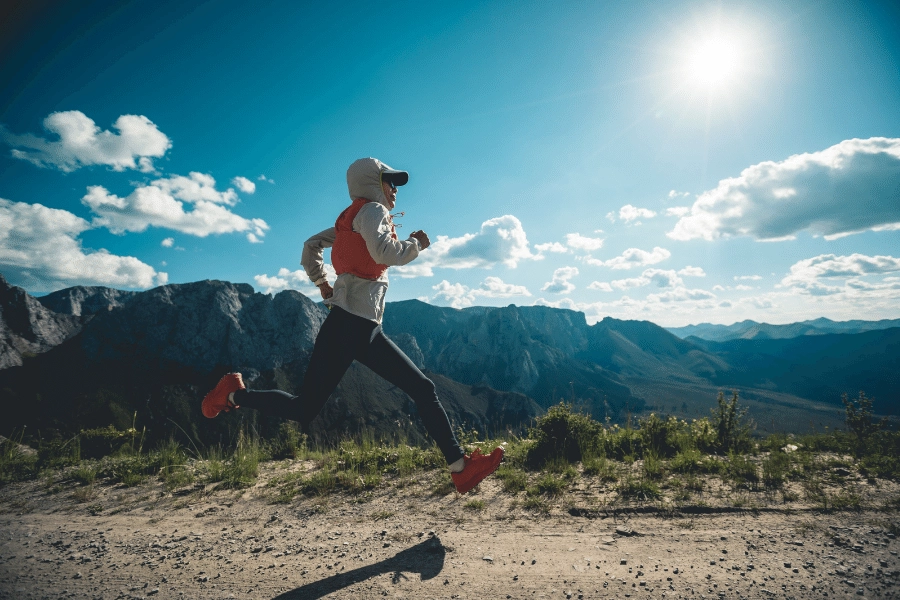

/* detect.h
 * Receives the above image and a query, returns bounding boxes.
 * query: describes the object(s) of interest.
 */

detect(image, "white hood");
[346,157,402,209]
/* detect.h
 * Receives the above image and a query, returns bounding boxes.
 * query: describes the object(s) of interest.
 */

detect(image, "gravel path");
[1,471,898,599]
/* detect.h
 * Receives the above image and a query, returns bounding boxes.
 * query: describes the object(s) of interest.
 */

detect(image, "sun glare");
[686,36,742,91]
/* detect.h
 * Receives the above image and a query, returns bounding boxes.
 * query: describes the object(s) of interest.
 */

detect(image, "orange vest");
[332,198,397,280]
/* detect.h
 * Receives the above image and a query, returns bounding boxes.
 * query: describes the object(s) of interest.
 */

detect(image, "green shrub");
[525,404,602,468]
[762,451,791,489]
[712,391,753,453]
[726,452,759,490]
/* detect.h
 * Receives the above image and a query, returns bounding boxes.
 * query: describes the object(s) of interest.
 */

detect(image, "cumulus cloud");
[618,204,657,224]
[780,253,900,296]
[666,206,690,217]
[393,215,538,277]
[735,275,762,281]
[587,281,613,292]
[606,268,684,291]
[82,172,268,242]
[534,241,568,254]
[231,176,256,194]
[0,198,167,291]
[565,233,605,251]
[668,190,691,199]
[254,265,337,296]
[431,276,532,308]
[582,246,671,270]
[1,111,171,172]
[678,266,706,277]
[668,137,900,241]
[257,174,275,184]
[161,237,174,248]
[541,266,579,294]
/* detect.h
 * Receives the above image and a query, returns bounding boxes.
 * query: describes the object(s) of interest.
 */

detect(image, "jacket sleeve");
[354,203,420,266]
[301,227,336,284]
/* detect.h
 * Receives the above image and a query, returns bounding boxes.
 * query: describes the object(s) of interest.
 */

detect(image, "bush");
[712,391,753,454]
[842,391,887,455]
[639,414,692,458]
[526,404,602,468]
[762,450,791,489]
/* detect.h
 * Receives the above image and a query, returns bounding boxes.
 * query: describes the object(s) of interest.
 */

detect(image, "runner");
[201,157,502,494]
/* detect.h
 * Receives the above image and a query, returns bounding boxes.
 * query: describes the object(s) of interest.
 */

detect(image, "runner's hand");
[411,230,430,250]
[318,282,333,300]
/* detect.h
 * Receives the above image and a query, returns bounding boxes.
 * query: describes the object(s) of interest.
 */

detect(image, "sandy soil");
[1,462,898,600]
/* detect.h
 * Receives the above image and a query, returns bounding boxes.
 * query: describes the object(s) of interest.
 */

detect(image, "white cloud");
[254,265,337,296]
[668,137,900,241]
[82,172,268,241]
[0,197,167,291]
[161,237,174,248]
[583,246,671,270]
[646,287,716,303]
[619,204,657,224]
[780,253,900,296]
[430,276,531,308]
[257,174,275,184]
[541,266,579,294]
[587,281,613,292]
[609,268,684,291]
[534,241,568,254]
[678,266,706,277]
[668,190,691,199]
[231,176,256,194]
[1,111,171,172]
[734,275,762,281]
[533,297,579,311]
[565,233,605,251]
[666,206,690,217]
[393,215,538,277]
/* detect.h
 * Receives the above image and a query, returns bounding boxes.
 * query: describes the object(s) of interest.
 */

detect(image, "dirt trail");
[1,468,898,599]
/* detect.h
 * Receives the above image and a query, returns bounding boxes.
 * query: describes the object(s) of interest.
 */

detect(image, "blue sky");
[1,0,899,326]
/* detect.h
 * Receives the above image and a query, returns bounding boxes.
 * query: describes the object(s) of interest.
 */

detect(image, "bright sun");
[685,35,742,91]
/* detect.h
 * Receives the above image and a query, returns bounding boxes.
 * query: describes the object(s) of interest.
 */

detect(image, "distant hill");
[688,329,900,409]
[667,317,900,341]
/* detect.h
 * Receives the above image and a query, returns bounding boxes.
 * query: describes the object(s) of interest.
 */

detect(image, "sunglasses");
[382,177,397,190]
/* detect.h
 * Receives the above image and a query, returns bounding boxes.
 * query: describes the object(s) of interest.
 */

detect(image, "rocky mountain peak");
[0,274,82,368]
[38,285,137,316]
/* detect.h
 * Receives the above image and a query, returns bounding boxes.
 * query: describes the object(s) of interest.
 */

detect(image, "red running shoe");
[201,373,245,418]
[451,446,504,494]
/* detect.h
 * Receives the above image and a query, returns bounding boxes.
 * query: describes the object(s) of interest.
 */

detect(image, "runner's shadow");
[271,535,446,599]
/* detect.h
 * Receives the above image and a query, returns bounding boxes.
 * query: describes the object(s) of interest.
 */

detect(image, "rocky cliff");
[0,274,82,368]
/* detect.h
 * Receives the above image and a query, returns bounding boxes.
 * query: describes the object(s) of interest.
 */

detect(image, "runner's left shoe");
[201,373,245,418]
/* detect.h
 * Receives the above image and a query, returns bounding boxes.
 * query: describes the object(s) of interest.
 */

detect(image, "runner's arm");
[302,227,335,285]
[355,203,420,266]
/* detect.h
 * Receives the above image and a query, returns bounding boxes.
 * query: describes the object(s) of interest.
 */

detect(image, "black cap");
[381,167,409,186]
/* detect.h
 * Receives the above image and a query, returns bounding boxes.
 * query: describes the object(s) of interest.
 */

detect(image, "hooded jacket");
[301,158,421,323]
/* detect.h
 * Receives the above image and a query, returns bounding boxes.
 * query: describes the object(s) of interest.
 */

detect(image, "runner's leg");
[357,328,465,465]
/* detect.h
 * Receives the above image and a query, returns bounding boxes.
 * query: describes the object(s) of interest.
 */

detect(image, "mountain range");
[1,273,897,445]
[666,318,900,342]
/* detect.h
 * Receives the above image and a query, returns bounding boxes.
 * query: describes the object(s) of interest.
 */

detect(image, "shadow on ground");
[271,535,447,599]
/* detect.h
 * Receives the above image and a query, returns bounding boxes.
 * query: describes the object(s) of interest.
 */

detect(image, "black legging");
[234,305,465,465]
